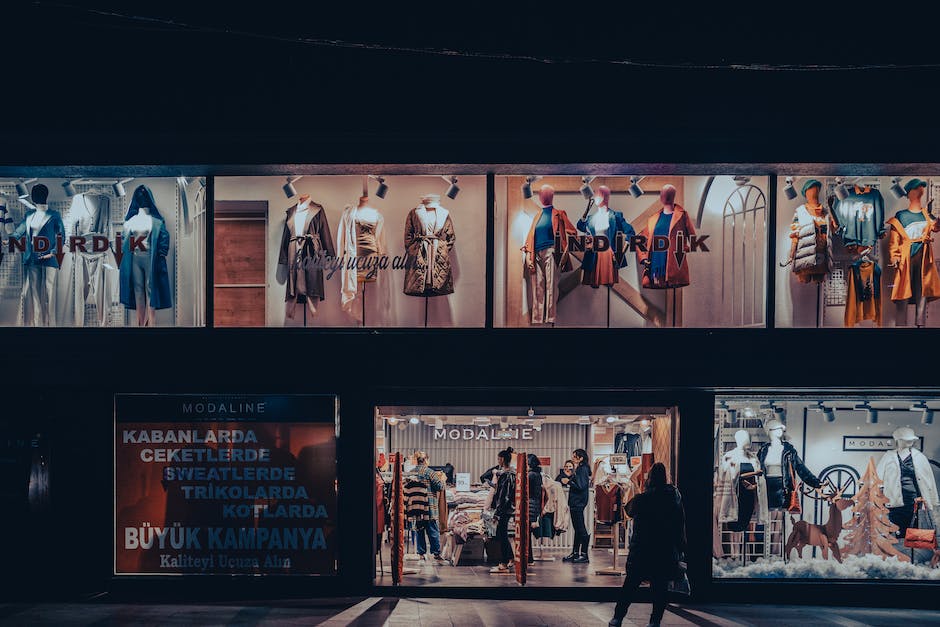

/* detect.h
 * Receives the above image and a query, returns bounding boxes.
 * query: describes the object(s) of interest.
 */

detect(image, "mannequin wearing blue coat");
[119,185,172,325]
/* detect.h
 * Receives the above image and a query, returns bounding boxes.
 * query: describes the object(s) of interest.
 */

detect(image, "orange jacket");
[523,207,578,273]
[887,210,940,302]
[635,205,696,289]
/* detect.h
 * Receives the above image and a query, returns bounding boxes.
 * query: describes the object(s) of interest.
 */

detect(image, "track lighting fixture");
[629,176,644,198]
[369,175,388,199]
[521,175,542,199]
[527,407,535,417]
[112,178,133,198]
[62,179,79,198]
[283,176,302,199]
[924,408,935,425]
[15,178,37,199]
[434,417,444,430]
[579,176,596,200]
[733,176,751,186]
[889,177,906,200]
[834,177,850,201]
[783,177,797,200]
[856,402,877,424]
[442,175,460,199]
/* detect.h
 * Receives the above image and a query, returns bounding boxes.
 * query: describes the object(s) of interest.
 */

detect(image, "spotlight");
[889,177,906,200]
[283,176,302,199]
[374,176,388,199]
[527,407,535,417]
[409,416,420,425]
[442,176,460,199]
[521,175,542,199]
[856,402,877,424]
[112,178,132,197]
[783,177,797,200]
[834,178,850,201]
[434,417,444,430]
[924,408,935,425]
[733,176,751,186]
[579,176,596,200]
[62,180,78,198]
[629,176,644,198]
[15,178,37,199]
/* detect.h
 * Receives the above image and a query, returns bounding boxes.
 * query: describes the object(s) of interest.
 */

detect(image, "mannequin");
[876,427,939,537]
[278,192,334,321]
[756,418,821,510]
[9,184,65,326]
[787,179,836,283]
[716,430,770,533]
[337,194,386,321]
[521,184,577,323]
[576,185,635,288]
[635,184,695,289]
[119,185,172,327]
[886,179,940,327]
[403,193,456,297]
[65,190,113,326]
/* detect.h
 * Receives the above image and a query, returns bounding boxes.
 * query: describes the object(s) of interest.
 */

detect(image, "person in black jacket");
[489,447,516,573]
[526,454,543,565]
[563,448,592,563]
[609,462,687,627]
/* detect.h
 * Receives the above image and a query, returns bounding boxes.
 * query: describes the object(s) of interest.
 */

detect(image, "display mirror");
[0,176,206,327]
[213,175,485,327]
[714,393,940,581]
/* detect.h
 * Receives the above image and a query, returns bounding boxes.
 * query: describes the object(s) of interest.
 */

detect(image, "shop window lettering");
[5,234,145,266]
[560,231,710,259]
[434,427,535,441]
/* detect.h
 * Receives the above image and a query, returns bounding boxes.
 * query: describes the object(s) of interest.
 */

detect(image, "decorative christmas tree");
[842,457,910,562]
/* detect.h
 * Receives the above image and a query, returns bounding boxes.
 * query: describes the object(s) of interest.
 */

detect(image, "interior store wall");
[0,177,188,327]
[775,176,940,328]
[215,176,486,327]
[496,175,768,327]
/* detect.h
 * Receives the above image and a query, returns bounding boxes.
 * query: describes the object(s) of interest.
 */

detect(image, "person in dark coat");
[563,448,592,563]
[526,454,543,564]
[488,447,516,573]
[609,462,687,627]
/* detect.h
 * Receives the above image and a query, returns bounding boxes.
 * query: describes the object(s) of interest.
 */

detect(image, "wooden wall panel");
[214,287,265,327]
[214,221,266,285]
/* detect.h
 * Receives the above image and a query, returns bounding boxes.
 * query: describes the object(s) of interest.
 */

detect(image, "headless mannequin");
[763,424,787,551]
[354,195,383,283]
[18,185,60,326]
[789,184,824,264]
[726,430,761,533]
[295,195,311,236]
[891,185,936,327]
[125,205,155,326]
[590,188,611,236]
[891,436,919,537]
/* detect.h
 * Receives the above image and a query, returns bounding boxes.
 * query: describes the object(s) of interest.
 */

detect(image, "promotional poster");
[114,394,338,576]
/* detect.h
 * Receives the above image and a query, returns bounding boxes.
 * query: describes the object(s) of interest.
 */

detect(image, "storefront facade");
[1,164,939,609]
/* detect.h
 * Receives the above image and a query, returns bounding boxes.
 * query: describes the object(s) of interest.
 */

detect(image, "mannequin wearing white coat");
[877,427,938,537]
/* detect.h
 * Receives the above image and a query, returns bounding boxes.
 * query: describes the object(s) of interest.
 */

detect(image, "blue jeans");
[415,519,441,555]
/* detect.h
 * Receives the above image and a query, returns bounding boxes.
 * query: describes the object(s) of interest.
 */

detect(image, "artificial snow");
[713,553,940,580]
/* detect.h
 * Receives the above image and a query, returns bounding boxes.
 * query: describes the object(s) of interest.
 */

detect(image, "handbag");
[904,500,937,550]
[786,461,802,515]
[667,556,691,596]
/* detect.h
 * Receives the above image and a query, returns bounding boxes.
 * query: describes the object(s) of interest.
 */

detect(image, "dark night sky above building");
[8,1,940,163]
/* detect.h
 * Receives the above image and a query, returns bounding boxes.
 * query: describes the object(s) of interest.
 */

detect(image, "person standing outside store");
[609,462,687,627]
[562,448,592,563]
[413,451,445,561]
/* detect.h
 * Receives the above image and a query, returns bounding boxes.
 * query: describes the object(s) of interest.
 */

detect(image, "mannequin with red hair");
[635,184,696,289]
[522,184,577,323]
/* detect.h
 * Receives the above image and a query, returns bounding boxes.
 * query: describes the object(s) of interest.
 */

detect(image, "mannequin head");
[801,179,822,205]
[660,184,677,206]
[892,427,918,451]
[538,184,555,208]
[595,185,611,208]
[764,418,786,442]
[904,179,927,205]
[31,184,49,205]
[734,429,751,449]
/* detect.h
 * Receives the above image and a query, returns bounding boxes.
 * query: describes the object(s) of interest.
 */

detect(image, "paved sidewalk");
[2,597,939,626]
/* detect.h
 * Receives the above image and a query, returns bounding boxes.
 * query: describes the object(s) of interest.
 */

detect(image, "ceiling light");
[639,417,652,428]
[783,177,797,200]
[527,407,535,417]
[15,178,37,199]
[521,175,542,199]
[577,415,592,425]
[606,415,618,423]
[442,175,460,199]
[387,417,399,425]
[889,177,906,199]
[369,175,388,199]
[579,176,596,200]
[434,417,444,430]
[834,178,850,201]
[629,176,644,198]
[409,416,420,425]
[113,178,133,197]
[283,176,302,199]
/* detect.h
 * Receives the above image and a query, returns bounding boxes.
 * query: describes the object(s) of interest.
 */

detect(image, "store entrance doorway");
[374,405,680,588]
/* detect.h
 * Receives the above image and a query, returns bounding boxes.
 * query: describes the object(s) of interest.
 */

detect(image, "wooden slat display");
[514,452,528,586]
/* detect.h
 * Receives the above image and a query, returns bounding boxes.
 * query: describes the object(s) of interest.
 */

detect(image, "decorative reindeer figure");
[785,485,854,563]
